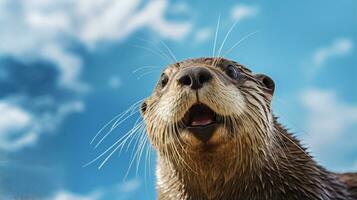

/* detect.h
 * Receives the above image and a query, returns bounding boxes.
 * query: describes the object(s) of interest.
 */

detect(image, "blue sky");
[0,0,356,199]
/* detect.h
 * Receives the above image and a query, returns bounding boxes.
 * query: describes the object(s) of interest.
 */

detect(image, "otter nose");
[177,67,212,90]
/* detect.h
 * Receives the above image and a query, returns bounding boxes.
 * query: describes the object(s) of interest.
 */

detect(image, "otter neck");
[156,123,350,200]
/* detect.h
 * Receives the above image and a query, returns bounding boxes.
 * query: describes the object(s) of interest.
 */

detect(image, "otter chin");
[140,57,357,200]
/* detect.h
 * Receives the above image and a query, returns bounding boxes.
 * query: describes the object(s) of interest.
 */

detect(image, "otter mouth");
[183,104,220,127]
[181,104,222,143]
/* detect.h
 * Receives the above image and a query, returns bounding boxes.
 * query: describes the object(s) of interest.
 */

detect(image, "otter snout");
[177,67,212,90]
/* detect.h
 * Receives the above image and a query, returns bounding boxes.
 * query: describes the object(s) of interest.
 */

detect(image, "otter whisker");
[97,123,145,170]
[212,56,224,72]
[94,104,142,148]
[111,109,140,135]
[90,112,123,145]
[135,130,149,176]
[123,129,147,180]
[83,121,144,168]
[137,70,162,80]
[120,118,145,154]
[135,38,176,63]
[273,128,294,169]
[275,127,312,160]
[167,124,180,166]
[232,116,243,169]
[143,137,153,187]
[130,44,172,63]
[161,118,189,173]
[90,99,144,145]
[217,20,239,58]
[172,123,198,174]
[171,107,200,174]
[148,140,153,176]
[132,65,162,74]
[240,103,285,180]
[212,14,221,58]
[109,101,142,131]
[159,40,177,63]
[223,30,260,56]
[124,123,145,157]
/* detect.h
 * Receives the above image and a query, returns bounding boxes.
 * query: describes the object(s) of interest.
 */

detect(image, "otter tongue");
[190,110,213,126]
[186,104,215,127]
[191,117,213,126]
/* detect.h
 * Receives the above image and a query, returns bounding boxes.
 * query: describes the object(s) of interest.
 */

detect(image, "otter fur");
[140,57,357,200]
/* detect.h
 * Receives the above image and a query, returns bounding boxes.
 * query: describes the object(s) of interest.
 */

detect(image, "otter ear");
[140,100,148,115]
[255,74,275,96]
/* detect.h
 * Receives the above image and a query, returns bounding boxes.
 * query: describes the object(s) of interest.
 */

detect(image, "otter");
[140,57,357,200]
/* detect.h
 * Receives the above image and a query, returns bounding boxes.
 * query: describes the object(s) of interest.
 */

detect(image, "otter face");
[141,57,275,162]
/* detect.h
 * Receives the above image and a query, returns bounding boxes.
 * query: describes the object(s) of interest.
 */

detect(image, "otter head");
[141,57,276,175]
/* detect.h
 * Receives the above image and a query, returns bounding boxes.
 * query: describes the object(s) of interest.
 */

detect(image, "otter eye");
[160,74,169,88]
[225,65,240,79]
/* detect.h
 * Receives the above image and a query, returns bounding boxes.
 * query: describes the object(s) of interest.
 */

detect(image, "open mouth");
[183,104,220,127]
[181,103,222,143]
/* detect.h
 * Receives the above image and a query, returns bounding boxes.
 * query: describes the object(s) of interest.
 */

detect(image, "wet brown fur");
[141,57,357,200]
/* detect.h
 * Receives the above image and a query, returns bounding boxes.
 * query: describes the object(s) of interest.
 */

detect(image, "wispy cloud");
[313,38,353,68]
[118,178,141,193]
[51,190,101,200]
[193,28,212,43]
[0,0,192,152]
[48,178,141,200]
[0,57,86,151]
[77,0,192,47]
[0,102,36,151]
[0,0,192,92]
[0,99,84,151]
[230,4,258,22]
[171,2,190,14]
[108,76,122,89]
[0,0,86,93]
[301,88,357,171]
[23,0,192,47]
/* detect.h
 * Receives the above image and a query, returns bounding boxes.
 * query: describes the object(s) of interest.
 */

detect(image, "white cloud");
[49,178,141,200]
[51,190,101,200]
[193,28,212,43]
[77,0,191,47]
[119,178,141,193]
[231,4,258,22]
[0,102,33,133]
[0,102,37,151]
[0,0,192,91]
[0,0,191,151]
[313,38,353,67]
[22,0,192,47]
[108,76,122,89]
[40,43,88,92]
[171,2,190,14]
[301,89,357,170]
[0,98,84,152]
[26,10,72,33]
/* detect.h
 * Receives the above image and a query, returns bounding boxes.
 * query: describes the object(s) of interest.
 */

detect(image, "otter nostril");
[198,71,212,85]
[192,69,212,90]
[178,75,192,86]
[178,67,212,90]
